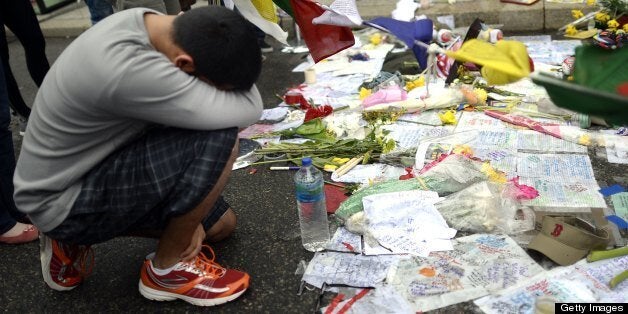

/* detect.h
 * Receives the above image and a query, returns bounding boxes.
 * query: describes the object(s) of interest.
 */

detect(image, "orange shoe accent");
[139,245,249,306]
[40,234,93,291]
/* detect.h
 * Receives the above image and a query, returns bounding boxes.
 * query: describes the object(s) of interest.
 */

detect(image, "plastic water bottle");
[294,157,330,252]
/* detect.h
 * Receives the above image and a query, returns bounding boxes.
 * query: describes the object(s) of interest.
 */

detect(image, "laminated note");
[469,129,519,150]
[472,148,518,176]
[517,130,587,153]
[381,125,451,150]
[518,177,607,209]
[475,256,628,314]
[516,153,595,180]
[455,111,508,131]
[301,252,401,289]
[387,234,544,312]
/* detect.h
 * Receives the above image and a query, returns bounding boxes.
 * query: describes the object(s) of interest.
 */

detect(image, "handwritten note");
[312,0,363,27]
[517,130,587,153]
[382,125,451,150]
[387,234,545,312]
[518,177,607,208]
[516,153,595,180]
[475,256,628,313]
[301,252,401,289]
[455,111,507,131]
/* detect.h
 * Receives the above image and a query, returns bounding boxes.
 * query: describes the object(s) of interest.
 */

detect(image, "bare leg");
[152,140,239,269]
[205,208,236,242]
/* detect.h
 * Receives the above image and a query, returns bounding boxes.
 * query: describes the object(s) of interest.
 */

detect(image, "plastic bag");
[416,153,505,195]
[335,178,423,223]
[435,181,535,234]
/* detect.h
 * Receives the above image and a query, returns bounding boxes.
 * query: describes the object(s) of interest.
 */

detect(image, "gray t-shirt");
[14,8,263,232]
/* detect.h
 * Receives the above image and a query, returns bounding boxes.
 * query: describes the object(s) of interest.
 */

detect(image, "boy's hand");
[180,224,205,262]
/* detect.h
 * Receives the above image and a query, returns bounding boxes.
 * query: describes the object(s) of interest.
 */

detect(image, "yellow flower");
[359,87,372,100]
[571,9,584,19]
[370,33,382,45]
[595,12,610,23]
[473,88,488,105]
[323,164,338,172]
[607,19,619,29]
[331,157,350,164]
[565,24,578,36]
[438,110,457,125]
[586,0,595,6]
[404,76,425,91]
[624,24,628,32]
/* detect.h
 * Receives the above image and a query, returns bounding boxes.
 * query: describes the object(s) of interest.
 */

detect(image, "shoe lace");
[186,245,226,278]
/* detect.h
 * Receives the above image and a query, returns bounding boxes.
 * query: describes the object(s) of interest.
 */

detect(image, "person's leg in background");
[255,26,273,53]
[163,0,181,14]
[0,58,38,244]
[84,0,114,25]
[0,0,50,134]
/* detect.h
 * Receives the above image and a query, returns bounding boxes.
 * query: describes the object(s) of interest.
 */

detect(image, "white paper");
[517,130,587,153]
[301,251,401,289]
[313,0,363,27]
[387,234,545,312]
[475,256,628,313]
[604,134,628,164]
[259,107,288,122]
[362,190,454,257]
[321,285,414,314]
[516,153,596,180]
[455,111,507,131]
[518,177,607,208]
[326,227,363,253]
[331,163,406,184]
[382,125,451,150]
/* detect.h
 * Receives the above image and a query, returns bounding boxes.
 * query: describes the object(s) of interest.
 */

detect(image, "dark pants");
[0,61,20,234]
[0,0,50,119]
[46,127,237,245]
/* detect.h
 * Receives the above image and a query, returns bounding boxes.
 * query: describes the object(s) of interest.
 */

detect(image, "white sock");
[150,259,180,276]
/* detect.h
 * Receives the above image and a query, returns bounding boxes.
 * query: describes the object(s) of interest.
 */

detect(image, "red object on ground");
[324,183,348,214]
[304,105,333,122]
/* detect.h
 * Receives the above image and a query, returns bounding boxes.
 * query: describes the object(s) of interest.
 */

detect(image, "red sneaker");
[39,234,94,291]
[139,245,249,306]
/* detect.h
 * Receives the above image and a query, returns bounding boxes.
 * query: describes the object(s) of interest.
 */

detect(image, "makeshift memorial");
[527,215,610,266]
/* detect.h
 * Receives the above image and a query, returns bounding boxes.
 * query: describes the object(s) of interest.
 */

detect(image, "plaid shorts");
[45,126,238,245]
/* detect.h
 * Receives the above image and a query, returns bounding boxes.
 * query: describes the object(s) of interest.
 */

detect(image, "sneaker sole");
[138,280,247,306]
[40,234,77,291]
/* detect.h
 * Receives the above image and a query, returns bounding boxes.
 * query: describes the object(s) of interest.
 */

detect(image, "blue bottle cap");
[302,157,312,166]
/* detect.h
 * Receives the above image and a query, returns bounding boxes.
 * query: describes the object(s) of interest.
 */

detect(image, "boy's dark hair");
[173,6,262,91]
